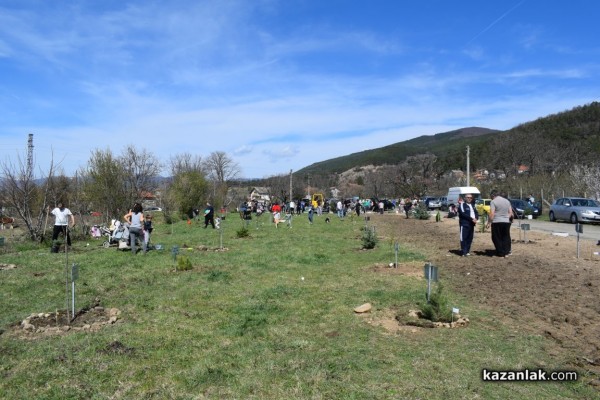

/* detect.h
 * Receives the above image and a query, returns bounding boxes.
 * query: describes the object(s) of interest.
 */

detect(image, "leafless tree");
[203,151,241,207]
[571,164,600,199]
[120,145,162,205]
[0,151,55,241]
[203,151,240,183]
[169,153,205,176]
[263,173,289,204]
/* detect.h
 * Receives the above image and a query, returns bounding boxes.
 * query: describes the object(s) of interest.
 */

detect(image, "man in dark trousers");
[203,202,215,228]
[486,190,514,257]
[458,194,479,256]
[49,201,75,253]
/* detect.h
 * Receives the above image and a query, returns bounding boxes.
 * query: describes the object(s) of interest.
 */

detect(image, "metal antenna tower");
[27,133,34,179]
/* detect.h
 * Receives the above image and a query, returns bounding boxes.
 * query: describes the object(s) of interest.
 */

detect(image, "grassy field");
[0,212,594,399]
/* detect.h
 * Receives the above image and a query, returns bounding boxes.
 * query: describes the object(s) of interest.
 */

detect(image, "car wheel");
[570,213,578,224]
[549,211,556,222]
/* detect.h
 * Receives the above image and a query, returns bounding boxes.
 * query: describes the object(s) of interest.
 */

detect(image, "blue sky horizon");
[1,1,599,179]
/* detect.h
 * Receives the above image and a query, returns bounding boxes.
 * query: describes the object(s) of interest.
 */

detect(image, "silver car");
[549,197,600,224]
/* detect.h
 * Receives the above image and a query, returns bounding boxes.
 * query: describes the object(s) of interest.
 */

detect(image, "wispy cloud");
[1,1,599,179]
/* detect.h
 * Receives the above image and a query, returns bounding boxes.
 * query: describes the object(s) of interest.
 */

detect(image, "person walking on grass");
[403,198,412,218]
[458,194,479,256]
[124,203,146,255]
[204,202,215,228]
[486,190,513,257]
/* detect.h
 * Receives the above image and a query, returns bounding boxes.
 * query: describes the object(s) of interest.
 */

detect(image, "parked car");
[426,197,443,210]
[549,197,600,224]
[475,198,492,216]
[509,199,540,219]
[438,196,448,211]
[422,196,440,210]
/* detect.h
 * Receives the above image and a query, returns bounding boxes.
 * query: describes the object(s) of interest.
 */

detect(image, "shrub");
[412,203,431,220]
[236,226,250,238]
[361,227,378,249]
[419,283,453,322]
[176,255,193,271]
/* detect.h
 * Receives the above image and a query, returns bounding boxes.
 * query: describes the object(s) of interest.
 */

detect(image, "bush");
[419,283,453,322]
[412,203,431,220]
[236,226,250,238]
[176,255,193,271]
[361,227,378,249]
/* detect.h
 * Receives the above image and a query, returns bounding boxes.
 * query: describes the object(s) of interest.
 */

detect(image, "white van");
[446,186,481,207]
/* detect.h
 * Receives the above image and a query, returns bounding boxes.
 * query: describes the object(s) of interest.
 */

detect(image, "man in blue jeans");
[458,194,479,256]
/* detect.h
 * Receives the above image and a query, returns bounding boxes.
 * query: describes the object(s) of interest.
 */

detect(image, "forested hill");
[295,101,600,177]
[296,127,499,176]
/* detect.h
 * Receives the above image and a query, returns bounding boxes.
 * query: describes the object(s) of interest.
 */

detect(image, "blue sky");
[1,0,599,179]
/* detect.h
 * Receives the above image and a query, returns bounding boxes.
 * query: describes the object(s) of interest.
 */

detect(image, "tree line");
[0,145,239,241]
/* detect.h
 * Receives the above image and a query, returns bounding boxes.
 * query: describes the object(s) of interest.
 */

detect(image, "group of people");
[49,201,156,255]
[457,190,513,258]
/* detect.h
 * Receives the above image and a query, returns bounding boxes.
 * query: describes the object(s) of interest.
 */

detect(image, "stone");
[108,308,121,317]
[91,323,103,331]
[94,306,105,312]
[354,303,372,313]
[23,323,35,331]
[109,316,118,324]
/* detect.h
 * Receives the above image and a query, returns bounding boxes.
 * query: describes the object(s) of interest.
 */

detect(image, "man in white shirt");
[50,202,75,252]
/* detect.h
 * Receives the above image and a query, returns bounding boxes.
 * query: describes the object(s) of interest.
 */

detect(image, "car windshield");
[572,199,600,207]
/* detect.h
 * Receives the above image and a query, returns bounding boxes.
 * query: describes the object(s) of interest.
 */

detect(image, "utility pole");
[466,146,470,186]
[27,133,34,180]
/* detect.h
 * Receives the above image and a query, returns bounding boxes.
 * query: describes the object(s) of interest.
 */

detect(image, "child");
[144,214,153,248]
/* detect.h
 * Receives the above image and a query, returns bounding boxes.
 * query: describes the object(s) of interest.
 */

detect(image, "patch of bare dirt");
[6,302,121,339]
[370,213,600,380]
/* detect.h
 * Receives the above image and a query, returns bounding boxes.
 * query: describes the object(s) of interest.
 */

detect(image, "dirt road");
[375,213,600,385]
